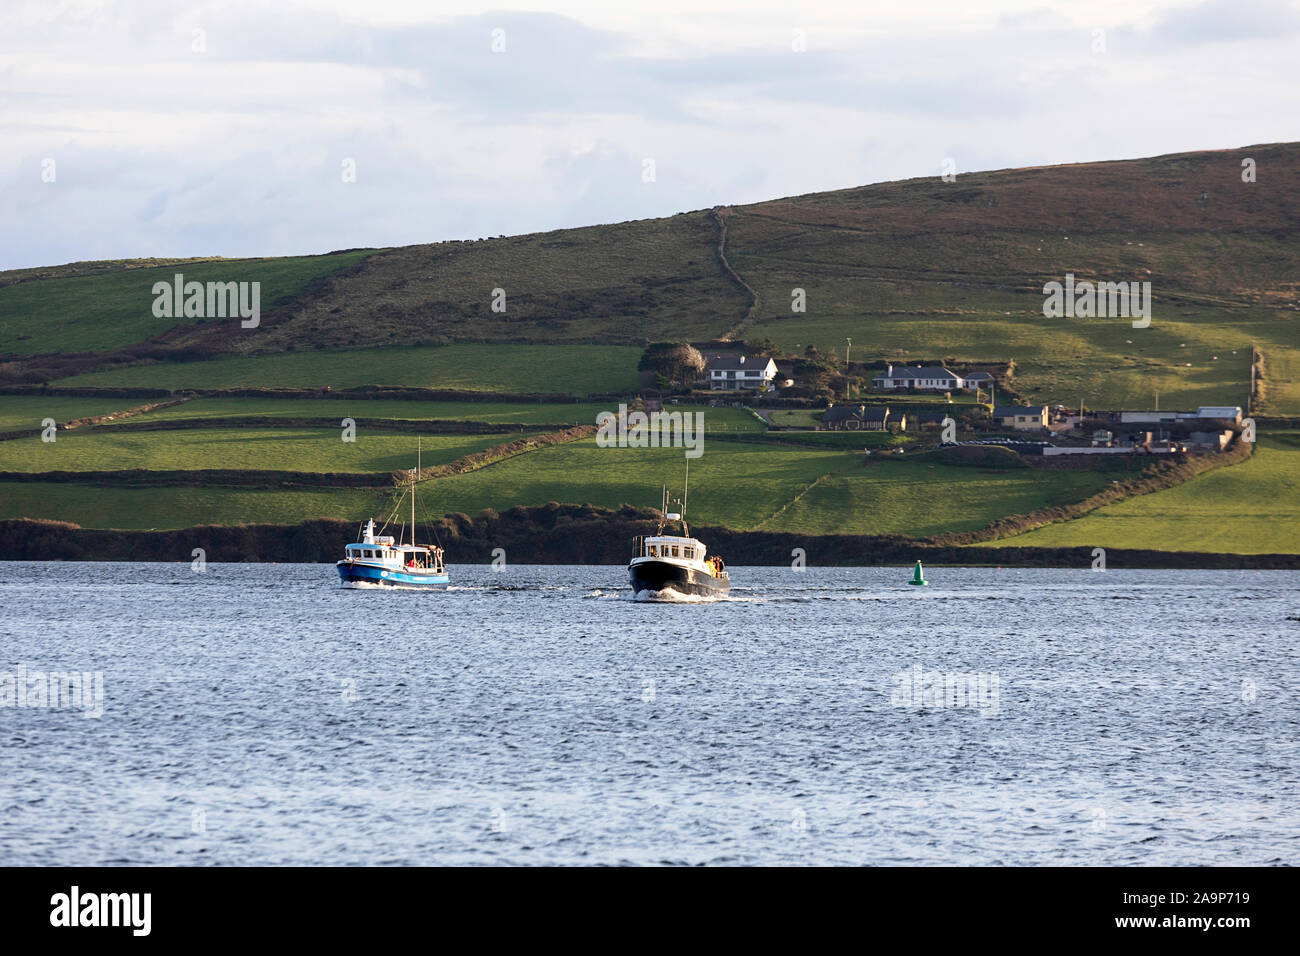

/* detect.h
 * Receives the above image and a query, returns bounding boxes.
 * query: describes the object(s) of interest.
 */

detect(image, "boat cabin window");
[647,544,657,557]
[670,545,679,557]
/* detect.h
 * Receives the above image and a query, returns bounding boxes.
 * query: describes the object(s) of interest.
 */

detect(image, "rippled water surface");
[2,562,1297,865]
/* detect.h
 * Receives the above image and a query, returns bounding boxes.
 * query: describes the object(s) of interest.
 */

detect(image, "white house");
[873,364,964,391]
[707,354,778,391]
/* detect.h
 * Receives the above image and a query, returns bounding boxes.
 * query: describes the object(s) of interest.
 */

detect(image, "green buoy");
[908,560,928,586]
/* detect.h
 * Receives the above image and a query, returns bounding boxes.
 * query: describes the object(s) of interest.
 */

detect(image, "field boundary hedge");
[0,395,193,441]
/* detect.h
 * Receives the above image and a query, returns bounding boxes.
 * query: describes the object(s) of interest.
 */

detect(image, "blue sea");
[1,563,1296,865]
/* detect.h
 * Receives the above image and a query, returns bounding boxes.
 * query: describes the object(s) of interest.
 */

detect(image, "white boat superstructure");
[629,533,718,576]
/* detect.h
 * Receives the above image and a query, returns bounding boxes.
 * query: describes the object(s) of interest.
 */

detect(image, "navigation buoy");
[908,560,928,586]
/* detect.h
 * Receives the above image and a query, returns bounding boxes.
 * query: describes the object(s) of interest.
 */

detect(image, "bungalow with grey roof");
[821,404,899,431]
[873,364,964,391]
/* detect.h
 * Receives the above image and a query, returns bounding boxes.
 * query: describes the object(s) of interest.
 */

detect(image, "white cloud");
[0,0,1296,269]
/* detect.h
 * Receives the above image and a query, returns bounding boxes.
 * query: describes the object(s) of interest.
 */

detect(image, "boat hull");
[337,562,449,589]
[628,560,729,599]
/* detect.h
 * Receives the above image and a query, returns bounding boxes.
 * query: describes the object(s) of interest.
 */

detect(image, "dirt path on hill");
[711,207,761,341]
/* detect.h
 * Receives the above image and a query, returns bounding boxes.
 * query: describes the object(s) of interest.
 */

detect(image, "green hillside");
[1,144,1297,556]
[2,143,1294,414]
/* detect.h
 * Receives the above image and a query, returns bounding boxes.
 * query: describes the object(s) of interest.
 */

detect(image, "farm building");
[993,405,1049,430]
[1116,406,1243,425]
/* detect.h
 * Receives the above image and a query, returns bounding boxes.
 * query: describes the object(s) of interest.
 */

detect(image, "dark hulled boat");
[628,531,729,599]
[627,479,729,600]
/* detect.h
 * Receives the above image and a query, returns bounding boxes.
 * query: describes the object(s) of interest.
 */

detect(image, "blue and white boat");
[337,446,449,589]
[336,518,448,589]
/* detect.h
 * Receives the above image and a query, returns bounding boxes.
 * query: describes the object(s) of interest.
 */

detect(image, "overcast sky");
[2,0,1297,269]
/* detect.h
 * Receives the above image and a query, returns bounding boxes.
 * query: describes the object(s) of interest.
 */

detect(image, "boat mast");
[412,438,420,546]
[682,457,689,537]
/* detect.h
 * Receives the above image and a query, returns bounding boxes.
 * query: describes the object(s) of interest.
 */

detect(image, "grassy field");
[767,458,1114,537]
[0,440,846,529]
[414,439,848,531]
[762,408,821,428]
[0,483,388,531]
[127,397,764,431]
[1,428,523,475]
[0,395,138,430]
[56,344,642,395]
[414,439,1113,537]
[0,427,1274,546]
[0,251,373,356]
[979,433,1300,554]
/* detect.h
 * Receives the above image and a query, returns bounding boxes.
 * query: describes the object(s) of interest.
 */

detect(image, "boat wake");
[341,580,440,591]
[632,587,722,603]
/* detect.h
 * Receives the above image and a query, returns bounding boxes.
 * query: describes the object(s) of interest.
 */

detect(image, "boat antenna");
[683,457,689,517]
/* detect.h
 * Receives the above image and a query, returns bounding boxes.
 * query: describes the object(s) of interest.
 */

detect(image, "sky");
[1,0,1297,269]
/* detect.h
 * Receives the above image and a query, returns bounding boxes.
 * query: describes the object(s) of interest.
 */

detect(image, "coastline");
[4,508,1297,569]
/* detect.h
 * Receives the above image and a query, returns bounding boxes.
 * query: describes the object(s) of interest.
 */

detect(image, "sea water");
[1,563,1295,865]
